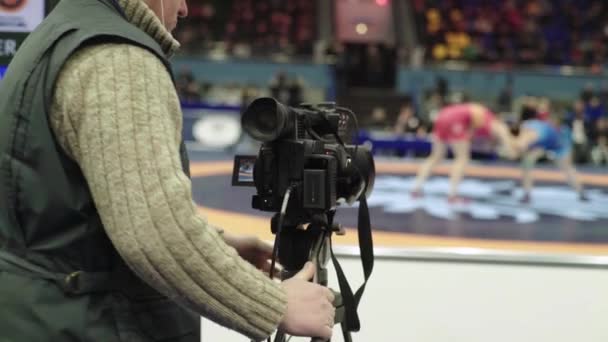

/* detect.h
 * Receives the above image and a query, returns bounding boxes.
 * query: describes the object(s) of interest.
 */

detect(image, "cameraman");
[0,0,334,341]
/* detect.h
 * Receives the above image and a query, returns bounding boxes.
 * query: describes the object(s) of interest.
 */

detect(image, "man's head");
[144,0,188,32]
[574,100,584,116]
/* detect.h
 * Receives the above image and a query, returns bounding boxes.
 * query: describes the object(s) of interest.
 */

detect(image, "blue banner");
[0,66,6,80]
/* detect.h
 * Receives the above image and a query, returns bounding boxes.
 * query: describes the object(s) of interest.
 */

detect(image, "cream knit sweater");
[49,0,286,340]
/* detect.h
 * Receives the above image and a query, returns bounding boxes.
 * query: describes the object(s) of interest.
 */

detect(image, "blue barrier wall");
[398,67,608,102]
[171,57,606,107]
[172,57,333,90]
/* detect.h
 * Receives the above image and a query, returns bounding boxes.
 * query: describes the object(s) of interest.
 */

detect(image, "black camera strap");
[329,194,374,332]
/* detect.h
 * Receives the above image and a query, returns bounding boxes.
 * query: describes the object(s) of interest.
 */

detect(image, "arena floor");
[189,151,608,256]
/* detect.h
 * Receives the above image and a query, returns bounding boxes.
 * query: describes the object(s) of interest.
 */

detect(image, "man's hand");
[222,232,278,275]
[280,262,336,340]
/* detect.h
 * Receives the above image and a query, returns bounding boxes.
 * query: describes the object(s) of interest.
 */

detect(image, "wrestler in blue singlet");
[522,119,571,159]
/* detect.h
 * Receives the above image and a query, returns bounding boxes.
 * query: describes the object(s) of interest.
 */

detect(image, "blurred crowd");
[173,0,316,57]
[363,76,608,166]
[176,69,304,109]
[414,0,608,71]
[563,86,608,165]
[174,0,608,69]
[172,0,608,166]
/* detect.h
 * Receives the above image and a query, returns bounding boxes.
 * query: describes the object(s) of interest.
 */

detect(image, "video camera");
[233,97,375,342]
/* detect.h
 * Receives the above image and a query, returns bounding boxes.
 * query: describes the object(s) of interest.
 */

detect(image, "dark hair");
[520,105,537,122]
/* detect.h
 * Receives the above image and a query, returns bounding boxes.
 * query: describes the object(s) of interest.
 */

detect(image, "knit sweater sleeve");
[49,43,287,341]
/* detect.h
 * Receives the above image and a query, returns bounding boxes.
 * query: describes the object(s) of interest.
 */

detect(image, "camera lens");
[242,98,292,142]
[254,109,278,135]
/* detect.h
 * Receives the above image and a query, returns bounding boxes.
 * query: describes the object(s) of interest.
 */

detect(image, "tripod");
[271,212,352,342]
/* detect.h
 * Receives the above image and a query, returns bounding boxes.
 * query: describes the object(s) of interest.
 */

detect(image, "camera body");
[252,140,362,212]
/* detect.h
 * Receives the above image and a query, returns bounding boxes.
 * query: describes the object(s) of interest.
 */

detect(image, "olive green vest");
[0,0,198,340]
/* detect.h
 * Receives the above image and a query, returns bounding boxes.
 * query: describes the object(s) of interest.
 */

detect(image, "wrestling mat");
[190,152,608,255]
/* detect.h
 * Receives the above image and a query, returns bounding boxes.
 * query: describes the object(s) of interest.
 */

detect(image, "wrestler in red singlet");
[433,103,497,142]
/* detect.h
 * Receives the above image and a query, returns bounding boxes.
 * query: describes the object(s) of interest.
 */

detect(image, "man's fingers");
[318,326,333,340]
[325,289,335,303]
[327,311,335,326]
[263,260,283,278]
[293,262,315,280]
